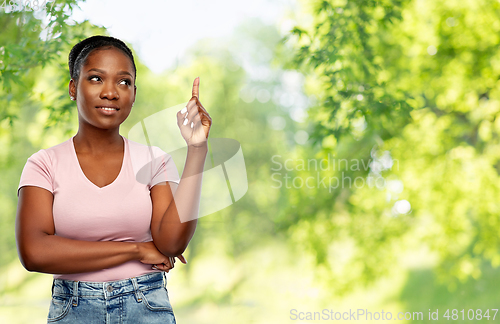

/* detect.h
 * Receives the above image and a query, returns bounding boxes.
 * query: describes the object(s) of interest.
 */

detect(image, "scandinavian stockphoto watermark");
[290,308,499,321]
[271,152,399,193]
[290,308,424,321]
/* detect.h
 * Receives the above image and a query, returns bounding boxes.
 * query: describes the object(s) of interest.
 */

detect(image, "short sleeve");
[17,149,54,197]
[149,147,181,190]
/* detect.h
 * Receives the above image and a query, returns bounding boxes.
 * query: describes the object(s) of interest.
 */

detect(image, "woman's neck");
[73,129,123,155]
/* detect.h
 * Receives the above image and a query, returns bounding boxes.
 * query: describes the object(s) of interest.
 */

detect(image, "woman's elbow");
[18,249,42,272]
[160,245,187,257]
[154,238,187,257]
[16,238,49,273]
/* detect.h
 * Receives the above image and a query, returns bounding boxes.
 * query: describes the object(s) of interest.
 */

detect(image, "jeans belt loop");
[72,281,79,307]
[131,277,142,302]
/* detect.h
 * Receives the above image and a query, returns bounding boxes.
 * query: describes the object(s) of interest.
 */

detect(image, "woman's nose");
[100,82,119,100]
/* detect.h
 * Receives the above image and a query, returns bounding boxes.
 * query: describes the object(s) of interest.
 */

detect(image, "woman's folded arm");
[16,186,170,274]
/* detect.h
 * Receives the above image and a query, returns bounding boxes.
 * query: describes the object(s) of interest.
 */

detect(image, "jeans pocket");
[47,294,72,322]
[140,287,173,312]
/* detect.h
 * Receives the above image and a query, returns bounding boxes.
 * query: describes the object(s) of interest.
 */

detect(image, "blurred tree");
[0,0,86,126]
[280,0,500,292]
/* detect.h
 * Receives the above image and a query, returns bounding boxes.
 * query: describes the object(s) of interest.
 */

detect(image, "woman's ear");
[69,79,77,101]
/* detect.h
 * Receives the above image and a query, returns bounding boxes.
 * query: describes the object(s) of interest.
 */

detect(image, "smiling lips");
[96,106,120,115]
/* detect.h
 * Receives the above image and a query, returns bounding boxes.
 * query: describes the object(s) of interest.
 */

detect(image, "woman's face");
[69,46,136,132]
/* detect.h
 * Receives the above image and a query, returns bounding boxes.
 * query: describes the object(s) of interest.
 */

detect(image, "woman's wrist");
[132,242,142,261]
[187,142,208,152]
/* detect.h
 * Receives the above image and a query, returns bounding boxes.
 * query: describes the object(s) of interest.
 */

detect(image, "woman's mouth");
[96,107,120,115]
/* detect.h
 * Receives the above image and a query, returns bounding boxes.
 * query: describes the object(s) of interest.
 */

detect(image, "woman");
[15,35,212,323]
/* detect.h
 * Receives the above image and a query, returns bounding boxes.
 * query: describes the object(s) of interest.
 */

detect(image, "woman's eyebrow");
[87,68,106,74]
[117,71,133,77]
[87,68,133,77]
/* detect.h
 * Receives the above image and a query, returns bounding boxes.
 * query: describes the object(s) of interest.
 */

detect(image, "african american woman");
[15,35,212,323]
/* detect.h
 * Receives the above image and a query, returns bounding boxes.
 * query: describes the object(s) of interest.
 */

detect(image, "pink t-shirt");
[17,135,181,282]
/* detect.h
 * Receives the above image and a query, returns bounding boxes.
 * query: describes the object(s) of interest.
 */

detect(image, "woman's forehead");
[83,47,135,74]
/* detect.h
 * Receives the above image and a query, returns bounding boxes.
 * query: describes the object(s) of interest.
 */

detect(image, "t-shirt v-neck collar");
[70,135,127,190]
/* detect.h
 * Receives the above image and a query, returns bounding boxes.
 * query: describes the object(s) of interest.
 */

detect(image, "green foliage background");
[1,0,500,322]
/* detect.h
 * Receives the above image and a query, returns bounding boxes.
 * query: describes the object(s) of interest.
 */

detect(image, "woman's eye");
[120,79,131,85]
[89,76,101,82]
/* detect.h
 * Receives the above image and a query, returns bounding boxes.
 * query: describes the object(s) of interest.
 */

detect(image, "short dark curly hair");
[68,35,137,83]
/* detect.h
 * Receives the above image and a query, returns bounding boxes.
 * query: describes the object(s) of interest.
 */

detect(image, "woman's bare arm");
[150,77,211,257]
[150,144,207,257]
[16,186,171,274]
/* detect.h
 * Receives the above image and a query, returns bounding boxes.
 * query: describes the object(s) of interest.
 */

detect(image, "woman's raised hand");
[177,77,212,147]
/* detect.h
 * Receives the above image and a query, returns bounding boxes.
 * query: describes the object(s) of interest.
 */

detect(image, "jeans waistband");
[52,272,166,302]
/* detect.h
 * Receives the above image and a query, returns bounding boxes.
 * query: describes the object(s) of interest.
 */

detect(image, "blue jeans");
[47,272,176,324]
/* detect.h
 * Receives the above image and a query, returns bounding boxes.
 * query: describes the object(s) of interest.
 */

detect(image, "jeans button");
[107,285,114,292]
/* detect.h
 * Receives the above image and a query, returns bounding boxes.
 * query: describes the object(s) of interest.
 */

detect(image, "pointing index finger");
[192,77,200,99]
